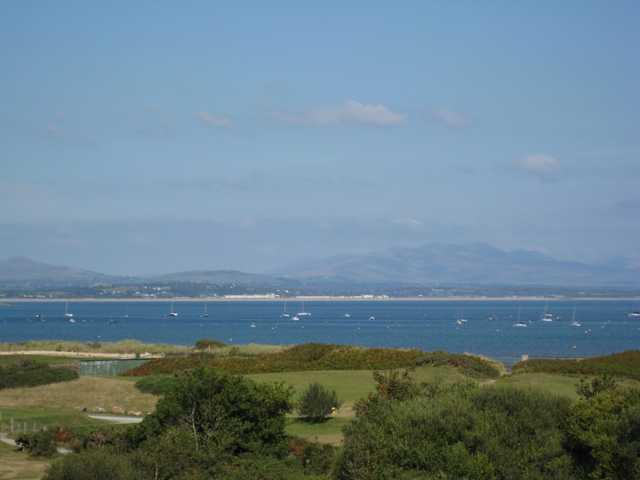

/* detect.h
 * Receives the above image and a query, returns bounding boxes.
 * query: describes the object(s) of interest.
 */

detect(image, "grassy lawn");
[248,365,469,409]
[496,372,640,400]
[0,377,157,415]
[0,407,108,435]
[286,417,351,446]
[0,442,49,480]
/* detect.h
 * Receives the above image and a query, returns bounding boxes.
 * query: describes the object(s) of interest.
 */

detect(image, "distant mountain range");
[1,243,638,289]
[278,243,640,287]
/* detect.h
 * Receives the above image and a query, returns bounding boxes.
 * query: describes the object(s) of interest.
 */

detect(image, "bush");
[301,442,336,475]
[298,383,340,422]
[194,338,226,350]
[45,449,137,480]
[415,351,501,379]
[128,368,293,459]
[576,374,618,399]
[564,387,640,479]
[134,375,179,395]
[0,360,78,390]
[16,429,57,457]
[124,343,426,377]
[512,350,640,380]
[337,382,574,480]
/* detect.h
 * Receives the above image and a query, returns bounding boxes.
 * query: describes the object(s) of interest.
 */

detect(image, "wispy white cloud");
[432,108,470,129]
[517,154,560,178]
[197,111,232,129]
[274,100,406,127]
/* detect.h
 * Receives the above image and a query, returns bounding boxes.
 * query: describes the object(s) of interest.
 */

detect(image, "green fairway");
[0,407,109,437]
[0,355,79,367]
[495,373,582,399]
[248,365,469,406]
[285,417,351,445]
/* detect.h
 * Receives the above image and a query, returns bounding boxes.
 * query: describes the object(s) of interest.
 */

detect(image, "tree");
[564,387,640,479]
[576,374,618,399]
[298,383,340,422]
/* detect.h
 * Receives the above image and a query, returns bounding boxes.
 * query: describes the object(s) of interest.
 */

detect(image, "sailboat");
[570,307,581,327]
[201,303,209,318]
[297,301,311,318]
[281,300,290,318]
[513,306,527,328]
[64,301,74,319]
[541,302,554,322]
[456,310,468,324]
[627,303,640,318]
[168,302,179,318]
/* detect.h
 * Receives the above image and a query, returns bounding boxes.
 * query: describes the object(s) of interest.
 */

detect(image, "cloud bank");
[517,154,560,178]
[197,111,232,129]
[275,100,406,127]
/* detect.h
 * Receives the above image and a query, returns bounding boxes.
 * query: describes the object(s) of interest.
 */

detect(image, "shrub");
[194,338,226,350]
[576,374,618,399]
[337,382,574,480]
[298,383,340,422]
[512,350,640,380]
[563,387,640,479]
[45,449,137,480]
[415,351,501,379]
[134,375,179,395]
[16,429,57,457]
[129,368,293,458]
[0,360,78,389]
[301,442,336,475]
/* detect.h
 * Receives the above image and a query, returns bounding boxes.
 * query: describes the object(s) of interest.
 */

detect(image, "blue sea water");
[1,300,639,365]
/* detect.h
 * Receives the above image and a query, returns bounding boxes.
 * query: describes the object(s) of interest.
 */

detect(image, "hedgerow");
[0,360,78,389]
[512,350,640,380]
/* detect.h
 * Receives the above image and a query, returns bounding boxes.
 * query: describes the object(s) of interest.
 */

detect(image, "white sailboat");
[64,301,74,319]
[281,300,290,318]
[297,301,311,318]
[513,306,527,328]
[168,302,179,318]
[541,302,554,322]
[201,303,209,318]
[627,303,640,318]
[570,307,581,327]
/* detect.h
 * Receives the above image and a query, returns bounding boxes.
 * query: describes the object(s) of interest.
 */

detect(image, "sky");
[1,1,639,274]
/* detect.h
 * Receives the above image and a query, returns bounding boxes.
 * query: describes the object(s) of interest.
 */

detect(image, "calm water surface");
[1,300,639,365]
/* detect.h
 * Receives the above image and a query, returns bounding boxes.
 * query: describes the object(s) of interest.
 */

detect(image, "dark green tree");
[298,383,340,422]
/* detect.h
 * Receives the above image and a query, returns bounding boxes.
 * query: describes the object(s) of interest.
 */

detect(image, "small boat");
[541,303,554,322]
[68,318,76,324]
[344,313,351,318]
[570,307,581,327]
[201,303,209,318]
[456,319,465,326]
[628,311,640,319]
[292,315,300,321]
[250,322,257,328]
[168,302,179,318]
[297,301,312,318]
[369,315,376,321]
[456,310,468,324]
[281,300,290,318]
[64,301,74,319]
[513,322,528,328]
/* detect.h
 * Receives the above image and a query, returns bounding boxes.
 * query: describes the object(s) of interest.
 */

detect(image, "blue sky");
[1,1,639,274]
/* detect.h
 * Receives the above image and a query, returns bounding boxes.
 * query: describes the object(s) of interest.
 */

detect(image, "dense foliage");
[45,368,302,480]
[124,343,500,378]
[298,383,341,422]
[415,350,502,378]
[194,338,226,350]
[339,380,574,480]
[15,429,57,457]
[512,350,640,380]
[0,360,78,389]
[134,374,179,395]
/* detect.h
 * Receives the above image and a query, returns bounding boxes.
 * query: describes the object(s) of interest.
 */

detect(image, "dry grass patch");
[0,377,157,415]
[0,442,48,480]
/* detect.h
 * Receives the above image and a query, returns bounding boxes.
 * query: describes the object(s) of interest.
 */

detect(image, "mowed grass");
[0,442,49,480]
[496,372,640,400]
[0,377,157,414]
[286,417,351,446]
[0,407,107,432]
[248,365,470,410]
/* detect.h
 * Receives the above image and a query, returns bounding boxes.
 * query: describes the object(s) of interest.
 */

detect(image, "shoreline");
[2,295,640,303]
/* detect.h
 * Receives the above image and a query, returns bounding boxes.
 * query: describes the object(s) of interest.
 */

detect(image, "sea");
[1,300,639,365]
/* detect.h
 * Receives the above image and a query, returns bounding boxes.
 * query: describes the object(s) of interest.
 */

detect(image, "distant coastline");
[3,295,640,303]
